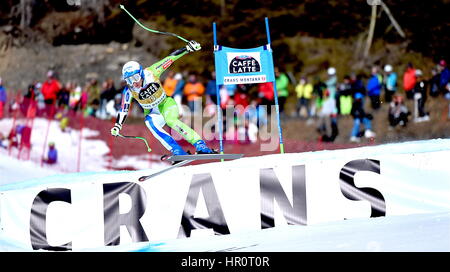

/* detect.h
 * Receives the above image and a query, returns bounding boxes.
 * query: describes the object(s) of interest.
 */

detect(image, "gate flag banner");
[214,45,275,85]
[212,18,284,155]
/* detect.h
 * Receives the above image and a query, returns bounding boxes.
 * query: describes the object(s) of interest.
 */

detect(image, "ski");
[138,159,194,182]
[138,153,244,181]
[166,153,244,161]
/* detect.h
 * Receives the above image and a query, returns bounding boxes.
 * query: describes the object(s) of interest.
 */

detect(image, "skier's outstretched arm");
[148,40,201,78]
[111,87,133,136]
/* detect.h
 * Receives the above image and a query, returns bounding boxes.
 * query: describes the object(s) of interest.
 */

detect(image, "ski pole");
[119,4,189,43]
[118,133,152,152]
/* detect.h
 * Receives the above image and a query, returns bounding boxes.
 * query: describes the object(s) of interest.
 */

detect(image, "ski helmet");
[122,61,144,86]
[384,64,393,73]
[327,67,336,76]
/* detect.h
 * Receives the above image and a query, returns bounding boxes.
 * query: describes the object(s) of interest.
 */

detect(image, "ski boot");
[161,147,188,165]
[193,140,217,154]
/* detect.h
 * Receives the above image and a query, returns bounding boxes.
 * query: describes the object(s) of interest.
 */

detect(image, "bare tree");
[364,4,377,58]
[380,0,406,38]
[18,0,33,29]
[363,0,406,59]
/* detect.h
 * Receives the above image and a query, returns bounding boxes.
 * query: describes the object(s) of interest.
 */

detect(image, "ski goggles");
[124,73,142,85]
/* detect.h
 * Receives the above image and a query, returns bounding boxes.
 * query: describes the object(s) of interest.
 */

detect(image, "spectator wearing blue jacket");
[205,71,217,105]
[42,142,58,165]
[436,60,450,119]
[383,64,397,103]
[367,66,382,110]
[350,92,376,142]
[438,60,449,95]
[0,77,7,119]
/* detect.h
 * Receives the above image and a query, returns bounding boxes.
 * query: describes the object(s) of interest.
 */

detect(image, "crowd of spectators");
[0,58,449,148]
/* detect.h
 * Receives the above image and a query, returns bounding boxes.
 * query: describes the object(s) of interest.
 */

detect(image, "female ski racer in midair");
[110,40,215,157]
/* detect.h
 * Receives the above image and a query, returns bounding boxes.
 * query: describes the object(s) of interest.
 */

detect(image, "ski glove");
[110,123,122,137]
[186,40,201,52]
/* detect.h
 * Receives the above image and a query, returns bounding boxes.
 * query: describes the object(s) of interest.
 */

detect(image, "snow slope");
[0,117,167,185]
[92,211,450,252]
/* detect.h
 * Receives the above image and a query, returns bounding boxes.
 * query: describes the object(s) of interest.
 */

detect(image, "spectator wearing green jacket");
[275,67,290,114]
[295,76,313,119]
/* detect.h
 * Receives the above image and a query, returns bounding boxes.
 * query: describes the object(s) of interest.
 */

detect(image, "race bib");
[132,82,166,109]
[139,83,160,100]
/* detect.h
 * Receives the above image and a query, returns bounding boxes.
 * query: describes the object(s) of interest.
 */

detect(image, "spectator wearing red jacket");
[234,85,250,115]
[41,70,61,117]
[402,63,416,100]
[258,82,274,115]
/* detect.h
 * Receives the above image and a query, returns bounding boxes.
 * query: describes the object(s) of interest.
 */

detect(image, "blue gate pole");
[265,17,285,154]
[213,22,224,156]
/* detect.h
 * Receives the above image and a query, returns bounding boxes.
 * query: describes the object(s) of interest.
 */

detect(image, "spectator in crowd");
[245,97,267,128]
[80,85,89,113]
[437,59,450,95]
[317,89,338,142]
[237,118,258,144]
[102,78,117,103]
[413,69,430,122]
[69,83,82,114]
[117,79,127,92]
[98,78,117,119]
[441,60,450,118]
[162,71,178,97]
[22,83,36,108]
[337,75,353,115]
[40,70,61,117]
[403,62,416,100]
[224,84,237,99]
[0,132,7,149]
[383,64,397,103]
[34,82,45,116]
[312,76,327,117]
[429,68,441,98]
[275,67,290,115]
[295,76,313,119]
[55,111,70,132]
[105,93,122,119]
[350,92,376,142]
[366,66,382,110]
[234,85,250,116]
[350,73,367,105]
[388,95,409,129]
[85,77,101,116]
[219,84,231,110]
[183,73,205,113]
[57,81,71,112]
[42,141,58,165]
[8,124,32,150]
[7,125,19,148]
[445,85,450,119]
[173,73,185,114]
[258,82,274,115]
[325,67,338,99]
[21,84,38,118]
[205,71,217,105]
[0,77,7,119]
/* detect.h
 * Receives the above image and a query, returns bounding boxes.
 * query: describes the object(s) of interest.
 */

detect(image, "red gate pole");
[25,92,37,161]
[8,93,21,156]
[76,110,85,172]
